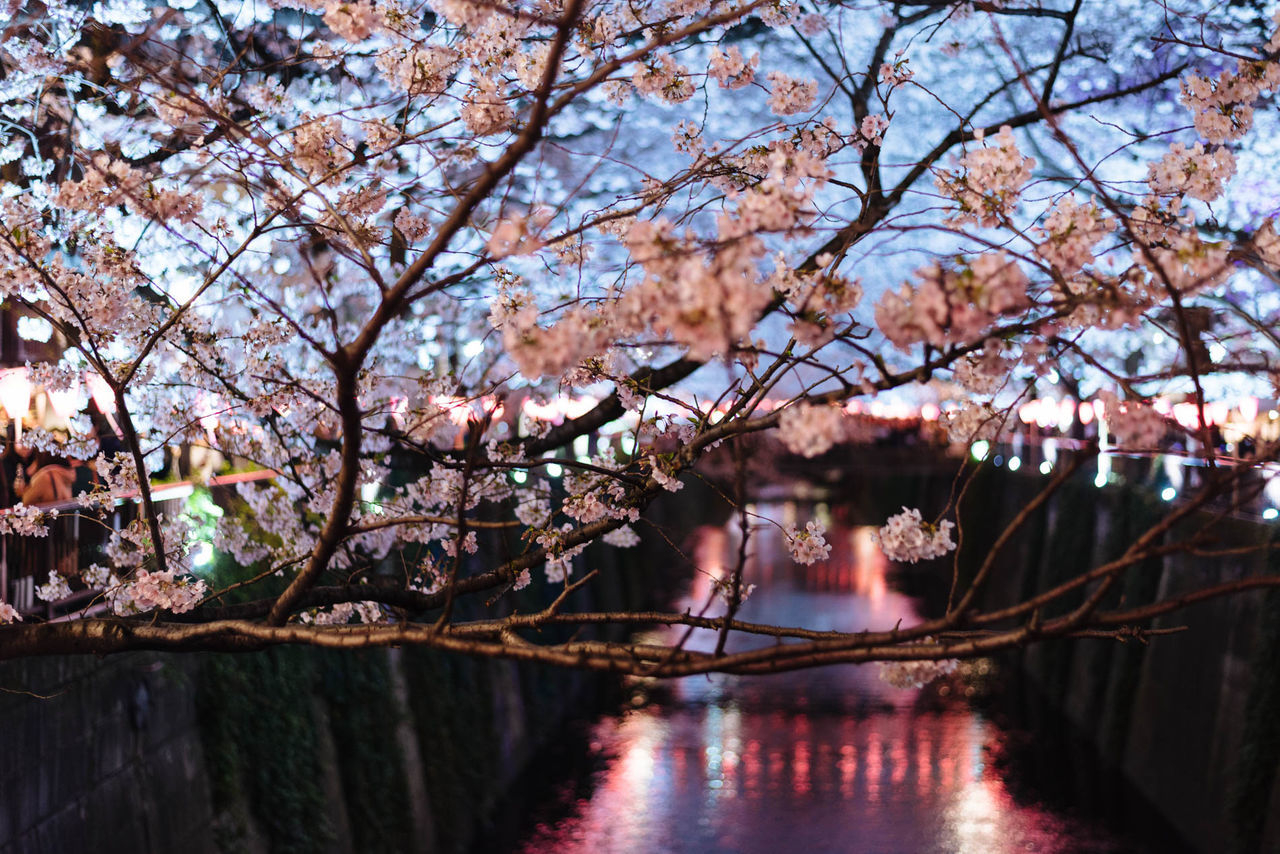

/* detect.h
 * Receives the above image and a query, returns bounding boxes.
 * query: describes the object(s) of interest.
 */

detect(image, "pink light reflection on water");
[517,508,1135,854]
[518,704,1104,854]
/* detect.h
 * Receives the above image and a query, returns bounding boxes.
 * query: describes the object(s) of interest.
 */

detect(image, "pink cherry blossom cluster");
[300,601,386,626]
[951,342,1013,395]
[648,456,684,492]
[784,520,831,565]
[19,426,99,461]
[1179,57,1280,145]
[291,115,350,180]
[1254,220,1280,270]
[53,153,145,216]
[393,207,431,242]
[875,252,1030,350]
[620,148,827,360]
[940,401,1007,444]
[109,569,209,616]
[0,504,56,537]
[536,524,587,583]
[1117,191,1234,299]
[936,125,1035,227]
[563,461,639,526]
[603,525,641,548]
[707,46,758,89]
[442,531,478,557]
[54,154,203,225]
[766,71,818,115]
[34,571,72,603]
[0,600,20,624]
[783,263,864,346]
[878,654,959,689]
[104,515,187,572]
[1097,392,1169,448]
[713,576,757,606]
[83,564,115,590]
[879,54,913,86]
[499,303,613,380]
[461,78,516,137]
[488,215,546,260]
[723,119,844,193]
[777,402,847,458]
[872,508,956,563]
[432,0,495,29]
[322,0,384,43]
[545,557,572,584]
[857,114,889,148]
[633,52,694,103]
[1147,142,1236,203]
[376,45,459,96]
[1035,197,1116,275]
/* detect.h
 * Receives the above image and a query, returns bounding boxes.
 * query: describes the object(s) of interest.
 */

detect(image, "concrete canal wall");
[0,641,596,854]
[0,653,216,853]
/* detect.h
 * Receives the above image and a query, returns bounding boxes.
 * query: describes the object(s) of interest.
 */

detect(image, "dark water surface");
[509,504,1176,854]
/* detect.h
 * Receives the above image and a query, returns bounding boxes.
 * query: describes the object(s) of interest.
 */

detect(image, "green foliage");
[321,650,415,852]
[197,645,427,853]
[402,648,499,854]
[196,648,334,854]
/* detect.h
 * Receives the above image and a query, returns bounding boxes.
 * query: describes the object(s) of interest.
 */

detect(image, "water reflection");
[517,503,1142,854]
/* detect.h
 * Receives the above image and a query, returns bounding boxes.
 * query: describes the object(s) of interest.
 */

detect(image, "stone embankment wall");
[0,653,216,853]
[0,641,592,854]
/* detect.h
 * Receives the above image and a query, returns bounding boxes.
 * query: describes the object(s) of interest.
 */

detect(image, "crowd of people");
[0,442,98,507]
[0,403,125,509]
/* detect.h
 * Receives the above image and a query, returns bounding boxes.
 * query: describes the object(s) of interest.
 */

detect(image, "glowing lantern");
[1173,402,1200,430]
[86,371,117,414]
[46,380,86,420]
[0,368,33,443]
[1058,399,1076,430]
[1035,399,1056,429]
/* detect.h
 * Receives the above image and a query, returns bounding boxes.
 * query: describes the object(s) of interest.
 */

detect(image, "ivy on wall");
[196,648,334,854]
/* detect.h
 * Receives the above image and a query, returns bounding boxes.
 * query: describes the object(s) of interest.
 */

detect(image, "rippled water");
[512,505,1165,854]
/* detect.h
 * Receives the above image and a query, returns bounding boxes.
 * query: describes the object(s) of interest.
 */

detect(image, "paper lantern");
[0,367,32,442]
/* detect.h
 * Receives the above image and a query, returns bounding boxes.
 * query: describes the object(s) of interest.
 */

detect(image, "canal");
[503,501,1187,854]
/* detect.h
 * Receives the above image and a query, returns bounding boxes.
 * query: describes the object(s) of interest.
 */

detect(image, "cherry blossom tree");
[0,0,1278,681]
